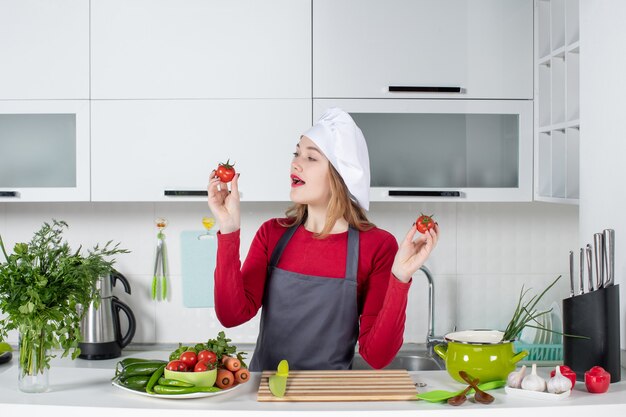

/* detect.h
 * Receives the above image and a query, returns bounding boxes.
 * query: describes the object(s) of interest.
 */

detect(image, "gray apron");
[249,224,360,371]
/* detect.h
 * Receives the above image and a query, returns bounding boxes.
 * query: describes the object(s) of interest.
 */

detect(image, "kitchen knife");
[569,250,575,297]
[603,229,615,287]
[579,248,585,295]
[586,244,593,293]
[594,233,604,290]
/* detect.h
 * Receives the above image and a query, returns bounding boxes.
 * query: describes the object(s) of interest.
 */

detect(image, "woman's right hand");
[207,171,241,234]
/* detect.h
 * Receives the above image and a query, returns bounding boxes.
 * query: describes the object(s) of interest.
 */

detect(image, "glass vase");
[18,328,49,393]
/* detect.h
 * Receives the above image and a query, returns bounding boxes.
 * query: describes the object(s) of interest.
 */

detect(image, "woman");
[207,108,439,371]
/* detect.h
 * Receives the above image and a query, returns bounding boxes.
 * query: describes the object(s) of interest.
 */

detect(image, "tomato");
[197,349,217,365]
[194,361,209,372]
[416,213,436,234]
[215,159,236,183]
[166,360,188,372]
[550,365,577,389]
[179,351,198,369]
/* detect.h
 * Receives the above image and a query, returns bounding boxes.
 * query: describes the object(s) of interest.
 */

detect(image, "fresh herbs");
[169,331,247,365]
[0,220,128,376]
[502,275,561,342]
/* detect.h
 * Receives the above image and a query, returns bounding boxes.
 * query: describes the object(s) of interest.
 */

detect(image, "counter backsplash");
[0,201,577,346]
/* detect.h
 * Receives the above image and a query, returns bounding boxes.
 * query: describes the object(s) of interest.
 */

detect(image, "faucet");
[418,266,446,365]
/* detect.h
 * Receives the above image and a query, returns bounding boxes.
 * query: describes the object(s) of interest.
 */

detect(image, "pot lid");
[444,330,507,344]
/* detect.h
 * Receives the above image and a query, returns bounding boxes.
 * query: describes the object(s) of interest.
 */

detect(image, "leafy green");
[169,331,247,367]
[0,220,129,376]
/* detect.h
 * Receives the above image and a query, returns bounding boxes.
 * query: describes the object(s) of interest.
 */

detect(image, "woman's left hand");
[391,223,439,283]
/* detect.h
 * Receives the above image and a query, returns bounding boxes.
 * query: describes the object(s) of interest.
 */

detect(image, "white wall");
[580,1,626,349]
[0,201,578,346]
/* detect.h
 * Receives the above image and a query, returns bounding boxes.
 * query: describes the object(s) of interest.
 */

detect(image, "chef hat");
[301,108,370,210]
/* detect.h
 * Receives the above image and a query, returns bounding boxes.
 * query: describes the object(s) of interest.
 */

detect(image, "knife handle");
[569,250,575,297]
[580,248,586,295]
[585,245,593,293]
[594,233,604,290]
[603,229,615,287]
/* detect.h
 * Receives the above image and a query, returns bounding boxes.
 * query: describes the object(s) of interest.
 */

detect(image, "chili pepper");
[145,364,166,394]
[118,361,169,378]
[152,385,222,395]
[157,377,194,387]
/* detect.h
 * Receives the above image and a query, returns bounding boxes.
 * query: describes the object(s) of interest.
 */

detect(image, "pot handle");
[511,350,529,364]
[433,344,448,360]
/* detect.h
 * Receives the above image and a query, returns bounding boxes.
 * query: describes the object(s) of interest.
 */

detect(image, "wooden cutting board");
[257,370,417,402]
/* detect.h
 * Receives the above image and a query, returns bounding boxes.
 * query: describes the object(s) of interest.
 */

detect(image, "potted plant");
[0,220,128,392]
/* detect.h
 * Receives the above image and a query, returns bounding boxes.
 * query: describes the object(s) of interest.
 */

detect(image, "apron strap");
[345,226,359,282]
[269,223,300,267]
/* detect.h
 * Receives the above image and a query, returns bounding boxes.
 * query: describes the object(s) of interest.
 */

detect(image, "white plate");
[532,315,545,344]
[505,386,571,400]
[550,301,563,344]
[520,324,537,344]
[112,380,243,399]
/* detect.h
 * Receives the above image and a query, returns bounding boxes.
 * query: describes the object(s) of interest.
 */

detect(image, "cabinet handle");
[388,86,462,93]
[164,190,208,197]
[0,191,19,197]
[388,190,461,197]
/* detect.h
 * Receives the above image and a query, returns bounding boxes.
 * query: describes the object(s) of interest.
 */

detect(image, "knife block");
[562,284,621,382]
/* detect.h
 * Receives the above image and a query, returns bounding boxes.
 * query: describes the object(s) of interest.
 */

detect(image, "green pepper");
[152,385,222,395]
[145,364,166,395]
[157,377,194,387]
[120,375,150,391]
[118,361,168,378]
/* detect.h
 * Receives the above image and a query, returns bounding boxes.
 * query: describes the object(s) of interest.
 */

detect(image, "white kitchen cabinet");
[91,0,311,99]
[314,99,533,202]
[91,99,311,202]
[313,0,533,99]
[0,0,89,99]
[534,0,579,204]
[0,100,90,201]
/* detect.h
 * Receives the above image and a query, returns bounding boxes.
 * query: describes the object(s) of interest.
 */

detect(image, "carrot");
[216,369,234,389]
[223,356,241,372]
[234,368,250,384]
[220,355,230,365]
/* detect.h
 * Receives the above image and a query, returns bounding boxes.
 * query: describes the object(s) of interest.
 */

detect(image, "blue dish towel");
[180,230,216,308]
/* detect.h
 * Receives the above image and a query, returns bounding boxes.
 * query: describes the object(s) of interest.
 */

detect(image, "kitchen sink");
[351,354,443,371]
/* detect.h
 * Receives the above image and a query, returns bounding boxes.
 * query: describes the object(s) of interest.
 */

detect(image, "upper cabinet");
[0,0,89,99]
[91,0,311,99]
[313,0,533,100]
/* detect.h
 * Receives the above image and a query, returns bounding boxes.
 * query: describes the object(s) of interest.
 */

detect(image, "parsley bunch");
[0,220,129,376]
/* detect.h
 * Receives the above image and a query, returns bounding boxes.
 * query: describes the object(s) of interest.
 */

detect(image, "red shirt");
[214,219,411,369]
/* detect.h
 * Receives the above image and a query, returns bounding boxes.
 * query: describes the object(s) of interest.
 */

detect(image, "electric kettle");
[78,270,136,360]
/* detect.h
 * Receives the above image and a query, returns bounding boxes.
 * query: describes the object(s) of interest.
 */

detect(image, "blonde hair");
[281,163,374,238]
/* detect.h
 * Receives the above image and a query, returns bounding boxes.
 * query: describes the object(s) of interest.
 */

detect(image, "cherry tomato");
[416,213,436,234]
[194,361,210,372]
[215,159,236,183]
[179,351,198,369]
[550,365,577,388]
[166,360,188,372]
[585,366,610,393]
[197,349,217,365]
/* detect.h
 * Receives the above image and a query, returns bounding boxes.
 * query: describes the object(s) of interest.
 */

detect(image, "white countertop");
[1,350,626,417]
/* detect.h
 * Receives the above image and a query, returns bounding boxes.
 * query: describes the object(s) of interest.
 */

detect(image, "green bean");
[157,377,194,387]
[152,385,222,395]
[145,364,166,394]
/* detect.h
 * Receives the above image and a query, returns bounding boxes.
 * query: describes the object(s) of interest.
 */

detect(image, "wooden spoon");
[459,371,495,404]
[447,378,477,406]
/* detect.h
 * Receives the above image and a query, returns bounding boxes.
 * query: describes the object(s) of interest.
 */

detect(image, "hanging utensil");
[151,218,169,301]
[579,248,585,295]
[603,229,615,287]
[585,244,593,293]
[568,250,575,297]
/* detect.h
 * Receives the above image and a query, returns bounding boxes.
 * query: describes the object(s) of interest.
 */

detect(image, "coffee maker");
[78,270,136,360]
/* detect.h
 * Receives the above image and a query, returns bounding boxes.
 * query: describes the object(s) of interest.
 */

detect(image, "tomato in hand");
[166,360,188,372]
[179,351,198,369]
[416,213,436,234]
[197,349,217,365]
[215,159,236,183]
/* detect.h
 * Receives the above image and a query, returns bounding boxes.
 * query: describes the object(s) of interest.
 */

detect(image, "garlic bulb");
[547,365,572,394]
[521,363,547,392]
[507,365,527,388]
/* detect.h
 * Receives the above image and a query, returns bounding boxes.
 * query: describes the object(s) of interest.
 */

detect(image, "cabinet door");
[0,100,90,201]
[91,99,311,201]
[313,0,533,99]
[91,0,311,99]
[0,0,89,99]
[314,99,533,202]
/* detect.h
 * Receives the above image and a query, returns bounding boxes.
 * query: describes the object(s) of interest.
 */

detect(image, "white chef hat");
[301,108,370,211]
